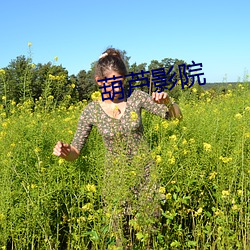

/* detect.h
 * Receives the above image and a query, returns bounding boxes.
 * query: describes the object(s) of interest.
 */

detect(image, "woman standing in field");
[53,48,182,247]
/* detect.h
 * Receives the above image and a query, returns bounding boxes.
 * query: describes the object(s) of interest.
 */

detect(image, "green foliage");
[0,82,249,249]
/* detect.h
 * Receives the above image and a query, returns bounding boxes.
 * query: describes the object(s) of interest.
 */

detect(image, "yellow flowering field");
[0,83,249,249]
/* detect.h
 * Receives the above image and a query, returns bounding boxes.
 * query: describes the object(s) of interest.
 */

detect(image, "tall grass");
[0,83,249,249]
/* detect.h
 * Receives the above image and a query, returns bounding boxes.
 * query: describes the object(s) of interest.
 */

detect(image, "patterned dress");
[71,90,171,232]
[71,90,170,156]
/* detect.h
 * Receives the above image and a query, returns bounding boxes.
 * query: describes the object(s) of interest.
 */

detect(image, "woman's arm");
[53,142,80,161]
[53,103,94,161]
[136,90,183,120]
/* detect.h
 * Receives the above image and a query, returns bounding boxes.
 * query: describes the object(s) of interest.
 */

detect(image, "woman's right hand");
[53,141,71,159]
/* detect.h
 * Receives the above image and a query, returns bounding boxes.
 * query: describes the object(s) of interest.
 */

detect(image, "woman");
[53,48,182,247]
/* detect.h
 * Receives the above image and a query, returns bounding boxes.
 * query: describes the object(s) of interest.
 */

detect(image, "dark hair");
[95,48,128,78]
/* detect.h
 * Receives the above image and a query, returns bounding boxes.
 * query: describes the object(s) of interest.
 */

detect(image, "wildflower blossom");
[189,138,195,144]
[245,106,250,111]
[54,56,58,61]
[0,69,5,75]
[203,142,212,152]
[58,158,64,165]
[182,139,187,145]
[168,156,175,165]
[237,189,243,196]
[161,120,168,128]
[222,190,230,197]
[81,203,93,212]
[86,184,96,193]
[91,91,102,101]
[166,193,172,199]
[219,156,232,163]
[0,214,5,221]
[2,96,6,100]
[208,171,217,180]
[232,204,239,211]
[192,88,197,93]
[155,155,162,164]
[159,186,166,194]
[169,134,177,141]
[194,207,203,216]
[235,113,242,120]
[28,42,32,47]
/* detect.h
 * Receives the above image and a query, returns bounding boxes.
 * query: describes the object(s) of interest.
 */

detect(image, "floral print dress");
[71,90,171,232]
[71,89,170,157]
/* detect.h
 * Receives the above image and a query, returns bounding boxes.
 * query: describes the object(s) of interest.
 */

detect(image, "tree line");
[0,51,203,107]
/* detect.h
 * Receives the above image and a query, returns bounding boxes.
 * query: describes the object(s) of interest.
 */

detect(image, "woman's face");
[96,70,125,101]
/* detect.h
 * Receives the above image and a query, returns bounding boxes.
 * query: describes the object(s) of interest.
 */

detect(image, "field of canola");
[0,83,249,249]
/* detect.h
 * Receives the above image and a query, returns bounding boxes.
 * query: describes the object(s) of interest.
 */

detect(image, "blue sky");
[1,0,249,83]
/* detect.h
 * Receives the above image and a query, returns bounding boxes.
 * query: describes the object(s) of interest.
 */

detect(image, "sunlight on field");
[0,83,249,249]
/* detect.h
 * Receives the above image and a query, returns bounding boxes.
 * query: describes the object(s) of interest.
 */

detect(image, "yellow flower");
[222,190,230,197]
[34,147,41,153]
[171,119,179,126]
[245,106,250,111]
[31,184,37,189]
[49,74,55,80]
[130,171,136,176]
[165,193,172,199]
[208,171,217,180]
[214,209,223,216]
[130,111,138,121]
[161,120,168,129]
[11,100,16,106]
[195,207,203,216]
[159,186,166,194]
[58,158,64,165]
[54,56,58,61]
[203,142,212,152]
[155,155,162,164]
[28,42,32,47]
[114,105,119,111]
[2,96,6,100]
[71,83,75,89]
[168,156,175,165]
[31,63,36,69]
[192,88,197,93]
[245,132,250,138]
[91,91,102,101]
[169,134,177,141]
[183,149,188,155]
[0,69,6,75]
[182,139,187,145]
[237,190,243,196]
[235,113,242,120]
[0,213,5,221]
[2,122,7,128]
[81,203,93,212]
[219,156,232,163]
[154,123,159,131]
[86,184,96,193]
[48,95,54,100]
[189,138,195,144]
[232,204,239,211]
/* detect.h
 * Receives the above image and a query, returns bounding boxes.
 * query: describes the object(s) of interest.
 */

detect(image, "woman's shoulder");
[129,89,150,101]
[80,101,99,115]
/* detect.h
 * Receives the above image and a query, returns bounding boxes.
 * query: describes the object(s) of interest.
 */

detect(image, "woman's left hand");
[152,91,171,104]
